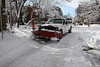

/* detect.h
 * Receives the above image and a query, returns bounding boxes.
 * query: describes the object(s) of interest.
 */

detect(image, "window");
[46,19,62,24]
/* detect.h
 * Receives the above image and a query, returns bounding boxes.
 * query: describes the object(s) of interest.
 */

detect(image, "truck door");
[62,19,68,34]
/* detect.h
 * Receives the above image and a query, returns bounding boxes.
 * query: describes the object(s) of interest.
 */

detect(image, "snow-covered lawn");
[0,24,100,67]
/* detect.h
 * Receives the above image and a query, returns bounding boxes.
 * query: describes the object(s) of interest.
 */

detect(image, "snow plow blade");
[33,30,60,41]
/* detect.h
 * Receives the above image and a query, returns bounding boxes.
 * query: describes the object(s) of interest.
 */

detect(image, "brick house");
[22,5,63,24]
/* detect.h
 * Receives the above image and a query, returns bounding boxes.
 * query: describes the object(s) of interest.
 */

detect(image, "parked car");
[77,22,83,25]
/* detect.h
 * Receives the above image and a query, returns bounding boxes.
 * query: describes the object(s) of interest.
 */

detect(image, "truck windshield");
[46,19,62,24]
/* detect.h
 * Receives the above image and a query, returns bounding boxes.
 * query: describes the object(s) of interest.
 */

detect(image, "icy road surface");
[0,25,100,67]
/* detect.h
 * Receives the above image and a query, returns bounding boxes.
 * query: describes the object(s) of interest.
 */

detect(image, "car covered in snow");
[33,18,72,41]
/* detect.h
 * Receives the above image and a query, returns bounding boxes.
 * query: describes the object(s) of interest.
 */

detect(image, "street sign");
[0,0,3,39]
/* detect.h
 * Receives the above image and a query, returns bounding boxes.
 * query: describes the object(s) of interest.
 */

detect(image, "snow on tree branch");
[76,0,100,23]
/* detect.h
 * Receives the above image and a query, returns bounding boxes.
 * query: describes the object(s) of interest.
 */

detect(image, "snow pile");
[76,24,100,66]
[70,24,100,67]
[79,24,100,49]
[13,25,33,38]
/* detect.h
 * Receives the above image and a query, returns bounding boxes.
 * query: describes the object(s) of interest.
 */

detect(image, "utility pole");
[0,0,3,39]
[0,0,6,39]
[1,0,6,30]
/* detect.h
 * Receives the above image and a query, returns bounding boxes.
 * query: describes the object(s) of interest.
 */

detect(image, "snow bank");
[74,24,100,66]
[78,24,100,49]
[13,25,33,38]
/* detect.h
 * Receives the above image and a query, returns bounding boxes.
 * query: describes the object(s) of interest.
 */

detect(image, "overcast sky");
[65,0,90,8]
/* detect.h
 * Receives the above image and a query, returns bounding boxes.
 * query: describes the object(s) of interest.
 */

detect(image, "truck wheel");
[60,29,63,39]
[69,27,72,33]
[68,29,71,33]
[57,39,60,42]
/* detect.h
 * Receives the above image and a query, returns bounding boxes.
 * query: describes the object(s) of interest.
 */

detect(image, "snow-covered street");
[0,25,100,67]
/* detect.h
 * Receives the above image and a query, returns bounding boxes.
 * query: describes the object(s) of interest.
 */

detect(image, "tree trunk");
[87,20,90,27]
[10,2,12,29]
[17,18,20,27]
[16,0,26,28]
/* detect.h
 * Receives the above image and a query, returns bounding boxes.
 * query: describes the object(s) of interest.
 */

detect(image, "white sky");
[65,0,91,8]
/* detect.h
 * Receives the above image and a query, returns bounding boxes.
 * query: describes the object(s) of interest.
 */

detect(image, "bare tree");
[15,0,27,27]
[5,0,27,28]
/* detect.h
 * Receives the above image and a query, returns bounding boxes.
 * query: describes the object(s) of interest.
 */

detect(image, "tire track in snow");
[77,31,96,67]
[62,32,94,67]
[0,43,43,67]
